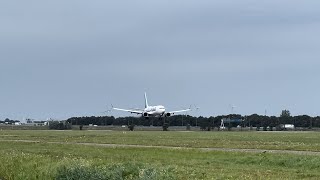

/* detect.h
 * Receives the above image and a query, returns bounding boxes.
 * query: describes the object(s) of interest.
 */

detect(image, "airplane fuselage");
[143,105,166,117]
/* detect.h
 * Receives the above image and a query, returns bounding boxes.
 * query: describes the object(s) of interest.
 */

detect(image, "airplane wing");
[168,108,192,115]
[113,107,143,115]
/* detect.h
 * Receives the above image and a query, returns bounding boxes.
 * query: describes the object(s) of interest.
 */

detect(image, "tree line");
[0,118,20,125]
[67,110,320,130]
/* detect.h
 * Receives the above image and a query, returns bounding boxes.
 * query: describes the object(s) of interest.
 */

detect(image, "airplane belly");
[148,111,156,115]
[148,111,161,116]
[155,110,164,116]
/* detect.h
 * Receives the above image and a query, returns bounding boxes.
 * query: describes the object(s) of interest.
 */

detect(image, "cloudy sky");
[1,0,320,120]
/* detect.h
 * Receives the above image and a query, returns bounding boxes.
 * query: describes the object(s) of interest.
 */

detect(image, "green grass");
[1,130,320,151]
[1,130,320,179]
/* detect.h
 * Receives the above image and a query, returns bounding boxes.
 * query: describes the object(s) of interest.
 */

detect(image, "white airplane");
[113,93,191,119]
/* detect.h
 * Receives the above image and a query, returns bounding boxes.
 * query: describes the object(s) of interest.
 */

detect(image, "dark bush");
[186,124,191,131]
[128,124,135,131]
[49,121,72,130]
[55,162,176,180]
[162,123,169,131]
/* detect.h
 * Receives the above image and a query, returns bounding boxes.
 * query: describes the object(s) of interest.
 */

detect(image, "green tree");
[280,109,292,125]
[280,110,291,117]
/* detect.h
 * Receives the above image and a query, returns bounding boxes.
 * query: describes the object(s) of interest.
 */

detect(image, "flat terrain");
[1,130,320,179]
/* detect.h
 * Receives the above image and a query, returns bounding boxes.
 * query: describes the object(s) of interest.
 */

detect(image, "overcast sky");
[1,0,320,120]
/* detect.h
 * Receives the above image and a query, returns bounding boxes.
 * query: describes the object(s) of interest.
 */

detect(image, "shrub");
[55,164,105,180]
[49,121,72,130]
[263,126,267,131]
[186,124,191,131]
[162,123,169,131]
[55,162,176,180]
[128,124,135,131]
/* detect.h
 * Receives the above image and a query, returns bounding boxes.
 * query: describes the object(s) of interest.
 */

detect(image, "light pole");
[182,115,184,126]
[193,105,200,127]
[102,106,112,126]
[229,105,236,131]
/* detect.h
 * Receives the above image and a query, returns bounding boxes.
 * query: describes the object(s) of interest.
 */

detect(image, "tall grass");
[0,151,176,180]
[0,151,57,179]
[56,162,175,180]
[1,141,320,179]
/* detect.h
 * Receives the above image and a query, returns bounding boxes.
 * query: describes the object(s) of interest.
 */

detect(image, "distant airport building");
[280,124,295,130]
[26,119,47,126]
[220,118,243,130]
[14,122,21,126]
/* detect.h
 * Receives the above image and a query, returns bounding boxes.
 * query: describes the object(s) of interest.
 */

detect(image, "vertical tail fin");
[144,92,149,108]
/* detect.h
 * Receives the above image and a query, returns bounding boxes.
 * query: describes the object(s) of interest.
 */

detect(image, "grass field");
[1,130,320,179]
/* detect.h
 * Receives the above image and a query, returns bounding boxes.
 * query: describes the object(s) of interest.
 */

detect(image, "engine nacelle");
[143,113,149,118]
[166,113,172,117]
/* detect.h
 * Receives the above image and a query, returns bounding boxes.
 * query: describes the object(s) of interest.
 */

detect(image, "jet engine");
[143,113,149,119]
